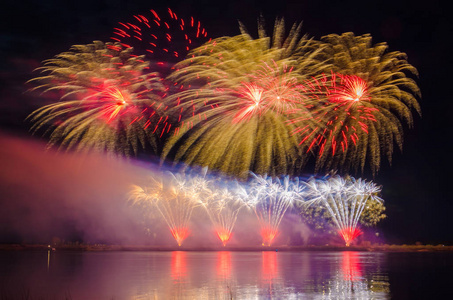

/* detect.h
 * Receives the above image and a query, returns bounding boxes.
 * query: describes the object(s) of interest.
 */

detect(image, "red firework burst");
[67,43,171,136]
[232,82,265,123]
[98,84,171,138]
[111,9,211,137]
[232,63,303,123]
[294,73,378,156]
[328,74,370,103]
[111,8,209,65]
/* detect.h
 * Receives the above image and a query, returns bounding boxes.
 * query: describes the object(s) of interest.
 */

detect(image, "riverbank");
[1,243,452,252]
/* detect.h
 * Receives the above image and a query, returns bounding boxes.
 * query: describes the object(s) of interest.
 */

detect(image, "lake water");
[1,250,452,299]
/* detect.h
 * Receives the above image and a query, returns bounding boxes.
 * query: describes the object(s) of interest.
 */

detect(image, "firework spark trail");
[162,20,326,177]
[231,62,305,123]
[109,9,211,139]
[111,8,209,65]
[245,174,304,246]
[297,32,421,175]
[129,169,209,246]
[27,41,165,156]
[292,73,376,158]
[198,183,247,246]
[303,176,383,246]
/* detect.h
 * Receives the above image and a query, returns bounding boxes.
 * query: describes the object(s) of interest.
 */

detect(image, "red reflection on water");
[262,251,278,282]
[171,251,187,281]
[217,251,232,279]
[341,251,362,281]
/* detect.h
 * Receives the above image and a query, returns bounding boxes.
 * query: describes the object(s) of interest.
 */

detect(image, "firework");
[27,41,166,155]
[198,181,247,246]
[111,8,209,72]
[161,19,326,178]
[303,176,383,246]
[244,173,304,246]
[295,32,421,175]
[128,181,162,234]
[129,169,209,246]
[110,8,210,140]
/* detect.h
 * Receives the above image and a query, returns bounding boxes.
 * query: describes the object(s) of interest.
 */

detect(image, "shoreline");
[1,243,452,252]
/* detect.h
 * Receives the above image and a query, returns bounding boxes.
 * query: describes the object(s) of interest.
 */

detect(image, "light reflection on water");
[1,250,392,299]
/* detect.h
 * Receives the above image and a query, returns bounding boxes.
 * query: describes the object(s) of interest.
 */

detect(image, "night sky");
[0,0,451,244]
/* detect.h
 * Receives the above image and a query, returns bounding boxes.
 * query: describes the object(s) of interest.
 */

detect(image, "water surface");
[1,250,452,299]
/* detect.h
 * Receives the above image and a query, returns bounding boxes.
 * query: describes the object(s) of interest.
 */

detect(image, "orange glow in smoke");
[170,227,190,246]
[338,227,362,247]
[216,228,232,246]
[260,227,278,246]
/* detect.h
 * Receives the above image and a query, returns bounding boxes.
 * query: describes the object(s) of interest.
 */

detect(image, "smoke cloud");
[0,132,160,244]
[0,132,325,247]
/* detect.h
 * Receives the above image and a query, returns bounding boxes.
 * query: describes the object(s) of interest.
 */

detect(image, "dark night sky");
[0,0,451,244]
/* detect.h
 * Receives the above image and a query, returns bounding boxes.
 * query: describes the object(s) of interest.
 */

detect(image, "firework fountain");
[129,169,210,246]
[198,181,248,246]
[244,173,305,246]
[303,176,383,246]
[129,171,384,247]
